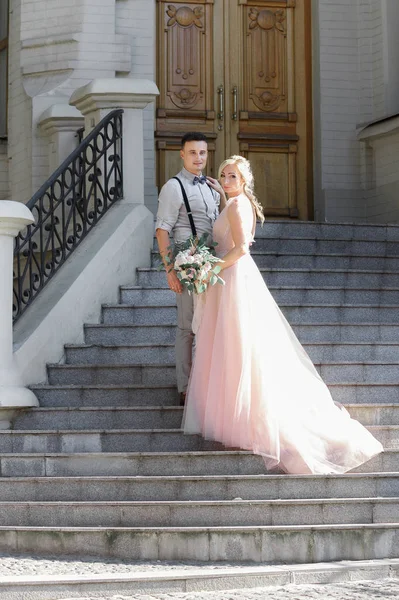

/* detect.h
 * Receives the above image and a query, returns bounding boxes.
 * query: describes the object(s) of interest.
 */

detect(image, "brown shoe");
[179,392,186,406]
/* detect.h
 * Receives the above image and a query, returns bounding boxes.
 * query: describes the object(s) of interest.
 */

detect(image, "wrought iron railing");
[13,109,123,322]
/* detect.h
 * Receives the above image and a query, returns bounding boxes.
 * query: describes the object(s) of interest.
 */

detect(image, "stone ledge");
[0,559,398,600]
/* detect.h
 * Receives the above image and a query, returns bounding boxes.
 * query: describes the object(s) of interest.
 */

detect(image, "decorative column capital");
[0,201,35,237]
[38,104,84,135]
[69,78,160,114]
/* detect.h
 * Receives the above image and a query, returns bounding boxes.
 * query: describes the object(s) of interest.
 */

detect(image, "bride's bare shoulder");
[227,194,251,211]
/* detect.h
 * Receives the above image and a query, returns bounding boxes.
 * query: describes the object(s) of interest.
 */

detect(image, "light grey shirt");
[156,168,220,243]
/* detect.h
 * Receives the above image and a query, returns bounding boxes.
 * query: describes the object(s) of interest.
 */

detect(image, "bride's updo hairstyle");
[218,155,265,224]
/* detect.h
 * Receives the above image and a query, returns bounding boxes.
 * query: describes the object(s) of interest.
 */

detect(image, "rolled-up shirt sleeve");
[155,180,182,233]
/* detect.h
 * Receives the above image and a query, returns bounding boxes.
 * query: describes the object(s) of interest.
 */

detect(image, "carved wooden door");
[156,0,313,219]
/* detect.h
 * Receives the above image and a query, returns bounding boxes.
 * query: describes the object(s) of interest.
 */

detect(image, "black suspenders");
[173,177,197,238]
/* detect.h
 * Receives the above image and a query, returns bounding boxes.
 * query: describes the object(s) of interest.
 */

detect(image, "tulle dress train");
[182,196,383,474]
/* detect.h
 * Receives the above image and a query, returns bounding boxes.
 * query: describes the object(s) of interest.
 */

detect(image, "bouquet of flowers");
[160,233,225,295]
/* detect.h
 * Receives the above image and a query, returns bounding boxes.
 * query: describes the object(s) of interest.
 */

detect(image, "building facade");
[1,0,399,222]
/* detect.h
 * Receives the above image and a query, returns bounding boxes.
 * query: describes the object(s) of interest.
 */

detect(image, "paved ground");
[61,580,399,599]
[0,554,259,576]
[1,554,398,599]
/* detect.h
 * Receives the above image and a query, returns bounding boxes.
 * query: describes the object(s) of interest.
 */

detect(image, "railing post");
[70,79,159,205]
[38,105,85,176]
[0,202,39,428]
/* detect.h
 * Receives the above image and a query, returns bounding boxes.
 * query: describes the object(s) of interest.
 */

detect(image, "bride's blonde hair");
[218,155,265,224]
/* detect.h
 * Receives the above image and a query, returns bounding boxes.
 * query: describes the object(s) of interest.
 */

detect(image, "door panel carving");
[246,6,288,115]
[156,0,312,220]
[157,0,215,120]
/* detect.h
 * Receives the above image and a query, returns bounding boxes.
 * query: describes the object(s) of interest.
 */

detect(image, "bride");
[182,155,383,474]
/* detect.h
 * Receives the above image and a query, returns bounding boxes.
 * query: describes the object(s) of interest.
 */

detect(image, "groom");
[156,132,220,405]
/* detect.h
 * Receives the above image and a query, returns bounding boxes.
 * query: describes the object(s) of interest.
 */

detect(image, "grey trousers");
[175,289,195,393]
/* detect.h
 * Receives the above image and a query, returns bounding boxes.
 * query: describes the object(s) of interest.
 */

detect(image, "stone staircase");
[4,220,399,563]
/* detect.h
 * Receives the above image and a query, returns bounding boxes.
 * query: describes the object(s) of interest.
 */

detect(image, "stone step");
[153,233,399,254]
[151,250,399,271]
[0,523,398,562]
[3,560,399,600]
[330,384,399,404]
[65,343,176,365]
[318,363,399,384]
[31,382,399,407]
[13,407,183,431]
[12,404,399,433]
[47,364,177,385]
[251,253,399,270]
[121,285,399,306]
[101,303,399,325]
[64,342,399,365]
[0,429,226,453]
[256,221,399,241]
[1,473,399,502]
[85,323,176,344]
[157,221,399,242]
[0,425,394,453]
[0,497,398,528]
[251,238,399,255]
[150,250,399,271]
[84,322,399,345]
[0,448,395,478]
[137,267,399,289]
[47,361,399,386]
[30,384,178,407]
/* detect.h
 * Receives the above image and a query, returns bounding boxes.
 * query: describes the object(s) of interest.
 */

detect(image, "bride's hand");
[206,176,225,196]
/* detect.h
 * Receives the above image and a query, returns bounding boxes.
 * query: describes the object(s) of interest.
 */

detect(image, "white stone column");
[38,105,85,176]
[0,201,39,428]
[69,79,159,205]
[381,0,399,115]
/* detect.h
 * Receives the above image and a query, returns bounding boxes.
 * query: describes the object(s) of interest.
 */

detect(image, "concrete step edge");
[0,472,397,482]
[18,403,399,412]
[102,302,399,309]
[122,285,399,292]
[138,267,399,274]
[46,361,399,368]
[29,383,399,389]
[0,497,398,507]
[83,322,399,328]
[2,425,397,434]
[1,558,399,597]
[64,341,399,349]
[0,448,396,458]
[1,523,399,532]
[30,384,177,390]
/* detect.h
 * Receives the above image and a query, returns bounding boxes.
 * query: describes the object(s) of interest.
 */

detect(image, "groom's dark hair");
[181,132,208,148]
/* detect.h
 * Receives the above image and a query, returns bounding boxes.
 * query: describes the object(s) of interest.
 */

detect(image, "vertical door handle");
[217,85,224,130]
[232,86,238,121]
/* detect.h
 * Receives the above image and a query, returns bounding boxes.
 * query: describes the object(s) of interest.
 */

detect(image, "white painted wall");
[14,202,154,384]
[314,0,399,223]
[115,0,157,213]
[6,0,399,222]
[7,0,157,211]
[8,0,33,203]
[0,141,8,200]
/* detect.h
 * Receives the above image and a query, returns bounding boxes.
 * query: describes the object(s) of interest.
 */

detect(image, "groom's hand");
[167,269,183,294]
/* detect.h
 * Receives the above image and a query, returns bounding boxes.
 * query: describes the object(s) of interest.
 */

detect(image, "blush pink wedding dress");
[182,195,383,474]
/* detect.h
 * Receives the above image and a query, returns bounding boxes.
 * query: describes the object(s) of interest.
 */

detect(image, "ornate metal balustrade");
[13,109,123,322]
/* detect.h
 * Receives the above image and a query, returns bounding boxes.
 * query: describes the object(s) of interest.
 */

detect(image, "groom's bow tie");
[193,175,207,185]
